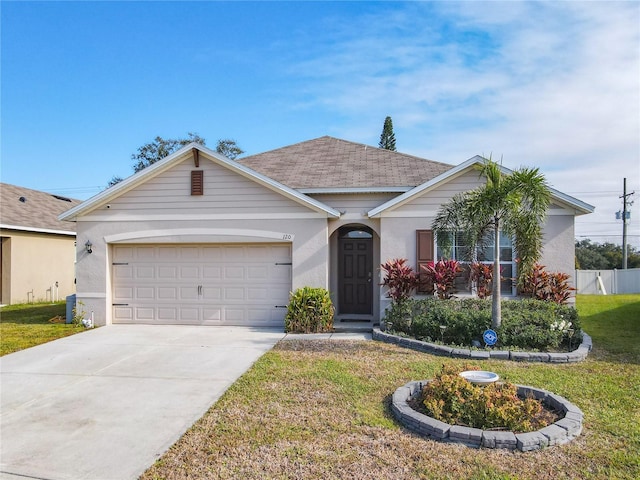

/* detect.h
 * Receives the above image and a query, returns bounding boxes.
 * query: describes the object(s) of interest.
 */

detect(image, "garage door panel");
[224,266,245,280]
[158,287,177,300]
[179,286,198,301]
[271,245,291,261]
[113,287,134,301]
[113,265,133,279]
[248,266,268,279]
[271,289,290,302]
[224,287,245,301]
[177,307,198,321]
[270,266,291,282]
[246,245,270,259]
[224,246,245,257]
[112,243,291,326]
[247,288,268,301]
[202,287,221,300]
[158,266,178,279]
[179,247,199,260]
[136,287,155,300]
[225,309,245,322]
[114,306,133,321]
[158,246,178,259]
[201,247,223,261]
[202,307,221,322]
[137,247,156,260]
[113,246,135,262]
[202,266,221,279]
[180,266,200,278]
[136,307,156,320]
[136,266,155,278]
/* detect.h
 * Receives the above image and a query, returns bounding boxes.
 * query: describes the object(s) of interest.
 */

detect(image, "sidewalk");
[281,331,372,341]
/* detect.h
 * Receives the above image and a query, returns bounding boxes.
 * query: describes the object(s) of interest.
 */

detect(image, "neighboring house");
[59,137,594,327]
[1,183,82,305]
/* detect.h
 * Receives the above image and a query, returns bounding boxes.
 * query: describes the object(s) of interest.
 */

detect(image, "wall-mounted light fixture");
[85,240,93,254]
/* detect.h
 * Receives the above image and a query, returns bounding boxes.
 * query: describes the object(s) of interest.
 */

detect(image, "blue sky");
[2,1,639,247]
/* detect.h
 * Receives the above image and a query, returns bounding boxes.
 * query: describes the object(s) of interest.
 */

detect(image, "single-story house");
[1,183,82,304]
[59,136,594,327]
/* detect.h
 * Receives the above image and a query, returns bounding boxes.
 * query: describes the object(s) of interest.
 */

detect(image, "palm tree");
[432,157,551,329]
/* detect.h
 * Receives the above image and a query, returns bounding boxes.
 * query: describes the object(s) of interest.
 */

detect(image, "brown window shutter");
[416,230,434,293]
[191,170,203,196]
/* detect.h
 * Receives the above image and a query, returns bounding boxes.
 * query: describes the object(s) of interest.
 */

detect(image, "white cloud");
[283,1,640,247]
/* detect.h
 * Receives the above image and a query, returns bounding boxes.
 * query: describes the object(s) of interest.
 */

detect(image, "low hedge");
[384,297,580,351]
[285,287,334,333]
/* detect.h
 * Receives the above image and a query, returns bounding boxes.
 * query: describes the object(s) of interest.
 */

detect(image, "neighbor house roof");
[237,136,454,191]
[0,183,82,235]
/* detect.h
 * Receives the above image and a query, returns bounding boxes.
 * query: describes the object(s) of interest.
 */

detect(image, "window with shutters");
[191,170,203,196]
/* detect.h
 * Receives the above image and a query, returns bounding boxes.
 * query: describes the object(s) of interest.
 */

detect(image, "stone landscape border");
[392,380,584,451]
[373,328,592,363]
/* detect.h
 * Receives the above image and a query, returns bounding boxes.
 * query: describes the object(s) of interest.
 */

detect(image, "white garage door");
[111,244,291,326]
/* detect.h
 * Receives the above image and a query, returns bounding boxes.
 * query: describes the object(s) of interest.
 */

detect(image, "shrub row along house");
[59,137,593,328]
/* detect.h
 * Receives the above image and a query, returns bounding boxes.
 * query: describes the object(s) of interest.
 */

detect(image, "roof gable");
[60,144,340,221]
[368,156,595,217]
[237,136,453,190]
[1,183,81,234]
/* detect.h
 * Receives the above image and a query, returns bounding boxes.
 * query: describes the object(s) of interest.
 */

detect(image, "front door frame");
[336,225,374,317]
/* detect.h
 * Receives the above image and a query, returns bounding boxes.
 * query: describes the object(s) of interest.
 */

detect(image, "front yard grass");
[0,302,85,356]
[142,294,640,480]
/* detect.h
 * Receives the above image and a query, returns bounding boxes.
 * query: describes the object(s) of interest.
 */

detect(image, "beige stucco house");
[1,183,81,304]
[59,137,593,328]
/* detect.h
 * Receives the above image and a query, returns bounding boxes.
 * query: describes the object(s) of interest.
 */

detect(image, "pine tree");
[378,116,397,151]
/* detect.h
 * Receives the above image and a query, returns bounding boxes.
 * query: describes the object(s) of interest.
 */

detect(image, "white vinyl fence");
[575,268,640,294]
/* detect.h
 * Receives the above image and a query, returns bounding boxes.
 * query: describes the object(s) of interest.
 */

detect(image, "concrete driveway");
[0,325,285,480]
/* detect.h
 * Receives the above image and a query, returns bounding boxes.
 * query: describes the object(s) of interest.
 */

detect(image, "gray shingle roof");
[237,136,453,190]
[0,183,82,233]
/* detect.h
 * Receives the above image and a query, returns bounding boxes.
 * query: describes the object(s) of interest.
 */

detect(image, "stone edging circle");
[373,328,592,363]
[392,380,583,451]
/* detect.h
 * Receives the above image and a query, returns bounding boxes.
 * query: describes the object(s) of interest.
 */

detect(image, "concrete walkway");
[0,325,285,480]
[282,331,372,341]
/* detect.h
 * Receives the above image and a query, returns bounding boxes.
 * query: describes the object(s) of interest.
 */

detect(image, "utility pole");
[618,178,635,269]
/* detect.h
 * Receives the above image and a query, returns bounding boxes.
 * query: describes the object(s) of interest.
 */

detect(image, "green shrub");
[383,297,581,351]
[420,364,554,432]
[500,299,580,350]
[384,298,491,344]
[284,287,334,333]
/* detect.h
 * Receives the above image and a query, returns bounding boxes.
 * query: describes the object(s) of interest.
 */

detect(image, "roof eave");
[60,143,340,221]
[367,155,595,218]
[1,224,76,236]
[368,156,483,217]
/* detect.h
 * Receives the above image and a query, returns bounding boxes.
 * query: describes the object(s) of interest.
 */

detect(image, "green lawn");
[577,294,640,361]
[0,302,85,356]
[142,294,640,480]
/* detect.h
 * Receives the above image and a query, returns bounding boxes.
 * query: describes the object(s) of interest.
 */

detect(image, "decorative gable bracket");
[192,148,200,167]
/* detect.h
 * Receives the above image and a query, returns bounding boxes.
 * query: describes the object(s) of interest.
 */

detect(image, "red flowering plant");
[380,258,419,304]
[421,260,462,299]
[469,262,501,299]
[520,262,575,305]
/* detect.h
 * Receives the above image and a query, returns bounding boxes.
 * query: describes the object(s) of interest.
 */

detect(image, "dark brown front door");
[338,230,373,315]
